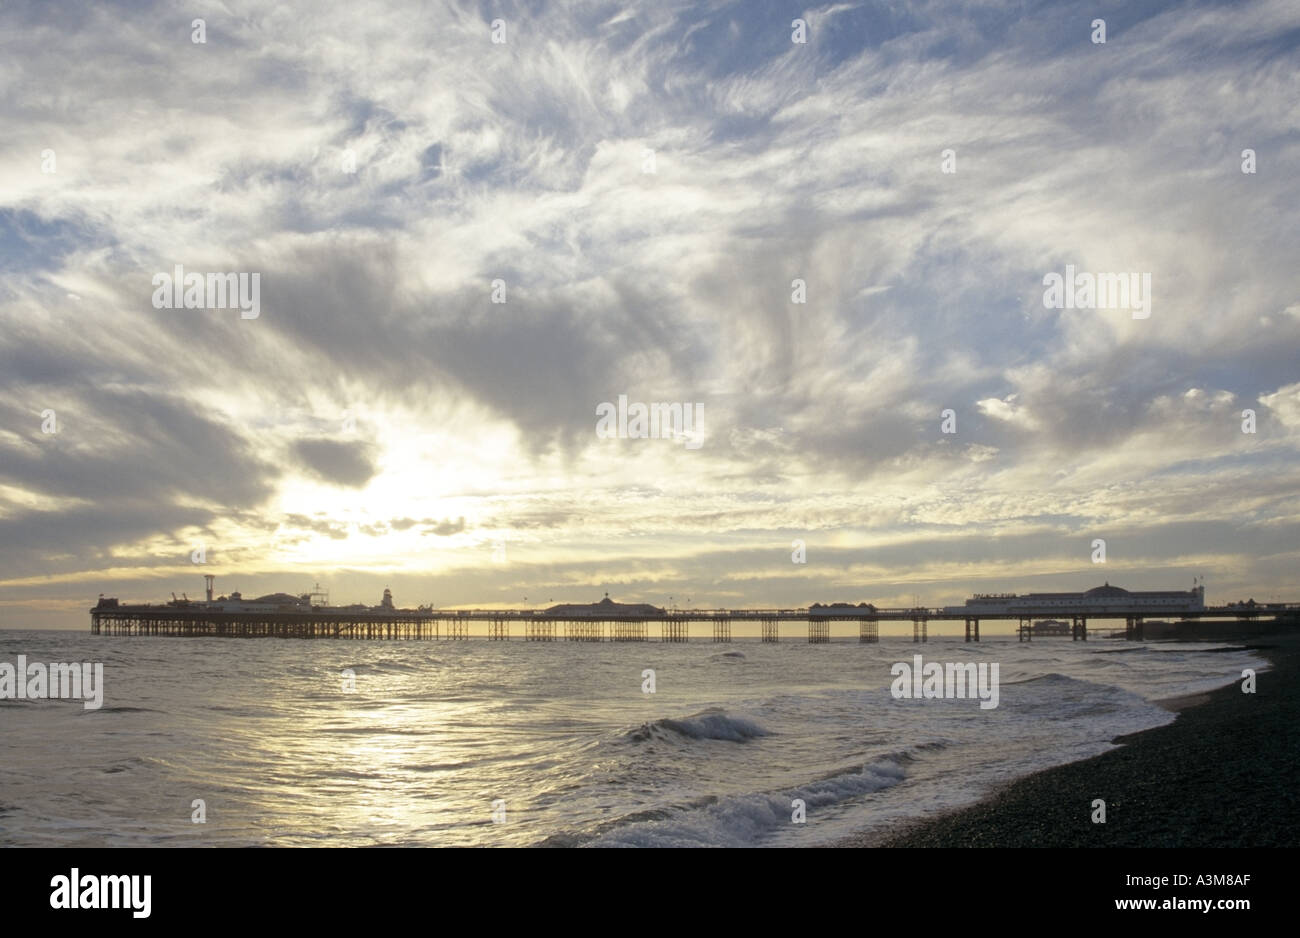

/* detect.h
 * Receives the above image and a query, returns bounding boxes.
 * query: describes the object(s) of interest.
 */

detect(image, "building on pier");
[165,590,313,614]
[944,582,1205,615]
[99,577,396,616]
[808,602,878,614]
[542,594,665,618]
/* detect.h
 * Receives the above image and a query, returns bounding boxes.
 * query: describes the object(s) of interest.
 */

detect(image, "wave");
[339,660,438,674]
[1000,671,1078,686]
[316,725,437,736]
[578,753,912,847]
[626,708,770,743]
[99,755,156,773]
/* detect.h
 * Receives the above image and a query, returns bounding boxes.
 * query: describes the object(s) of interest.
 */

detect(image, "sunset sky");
[2,0,1299,630]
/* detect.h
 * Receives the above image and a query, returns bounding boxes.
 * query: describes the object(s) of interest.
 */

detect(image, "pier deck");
[90,604,1298,643]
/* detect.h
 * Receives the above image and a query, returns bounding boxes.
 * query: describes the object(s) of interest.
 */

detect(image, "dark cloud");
[290,438,377,487]
[0,501,218,580]
[260,242,679,454]
[283,513,350,539]
[421,517,465,537]
[0,388,276,506]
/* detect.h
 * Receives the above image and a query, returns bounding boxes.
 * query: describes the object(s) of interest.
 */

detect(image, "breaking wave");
[626,708,770,743]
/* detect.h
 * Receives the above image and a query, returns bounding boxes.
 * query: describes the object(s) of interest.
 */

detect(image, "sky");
[1,0,1299,631]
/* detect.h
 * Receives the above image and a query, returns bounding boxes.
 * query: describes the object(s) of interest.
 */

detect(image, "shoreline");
[836,631,1300,848]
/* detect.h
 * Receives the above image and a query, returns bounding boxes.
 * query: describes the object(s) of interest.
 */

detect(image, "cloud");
[1259,381,1300,428]
[975,394,1037,430]
[2,0,1299,625]
[283,513,350,539]
[291,438,377,487]
[421,517,466,537]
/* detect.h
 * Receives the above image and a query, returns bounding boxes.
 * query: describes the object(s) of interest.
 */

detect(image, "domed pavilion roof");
[1084,582,1130,598]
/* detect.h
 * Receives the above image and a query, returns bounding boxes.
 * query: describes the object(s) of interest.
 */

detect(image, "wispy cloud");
[2,0,1298,625]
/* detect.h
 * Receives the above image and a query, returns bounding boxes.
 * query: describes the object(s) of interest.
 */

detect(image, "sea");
[0,629,1268,847]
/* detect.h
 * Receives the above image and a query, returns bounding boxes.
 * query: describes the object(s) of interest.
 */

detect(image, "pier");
[90,601,1299,643]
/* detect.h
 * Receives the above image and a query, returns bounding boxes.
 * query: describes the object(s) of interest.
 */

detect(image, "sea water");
[0,630,1266,847]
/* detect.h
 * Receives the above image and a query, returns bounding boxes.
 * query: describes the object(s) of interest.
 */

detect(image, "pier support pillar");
[761,617,779,643]
[488,618,508,640]
[711,617,730,643]
[913,617,927,643]
[1071,616,1088,641]
[964,617,980,642]
[859,618,878,643]
[613,619,647,641]
[662,617,689,642]
[566,620,603,642]
[808,617,829,643]
[525,620,555,641]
